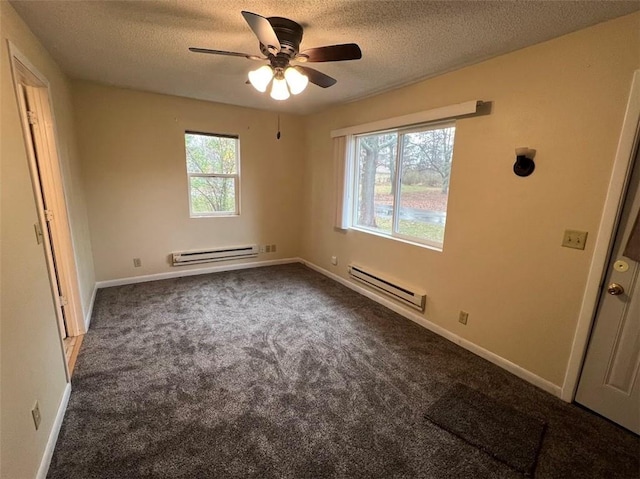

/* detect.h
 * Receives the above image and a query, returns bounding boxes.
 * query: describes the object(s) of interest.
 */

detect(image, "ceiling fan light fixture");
[191,12,361,100]
[270,75,290,101]
[248,65,274,93]
[284,67,308,95]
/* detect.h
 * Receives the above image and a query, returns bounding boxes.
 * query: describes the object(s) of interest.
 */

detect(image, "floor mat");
[425,383,546,476]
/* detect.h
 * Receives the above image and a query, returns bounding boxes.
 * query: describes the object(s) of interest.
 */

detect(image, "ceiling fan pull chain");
[277,114,281,140]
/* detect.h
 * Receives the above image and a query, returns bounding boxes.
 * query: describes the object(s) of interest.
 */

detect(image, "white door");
[21,85,69,339]
[576,141,640,434]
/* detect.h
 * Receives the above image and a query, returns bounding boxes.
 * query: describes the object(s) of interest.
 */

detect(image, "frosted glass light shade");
[270,77,290,100]
[284,67,308,95]
[248,65,274,93]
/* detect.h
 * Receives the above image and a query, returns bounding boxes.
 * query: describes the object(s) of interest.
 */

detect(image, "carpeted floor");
[48,264,639,478]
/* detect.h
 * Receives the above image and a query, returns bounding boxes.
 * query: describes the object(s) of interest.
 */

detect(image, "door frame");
[562,69,640,401]
[7,43,86,349]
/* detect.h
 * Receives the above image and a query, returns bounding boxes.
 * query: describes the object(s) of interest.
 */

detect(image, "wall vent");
[348,264,426,311]
[172,244,258,266]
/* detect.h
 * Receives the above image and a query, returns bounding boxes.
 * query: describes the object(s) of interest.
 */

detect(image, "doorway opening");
[8,43,86,375]
[563,70,640,433]
[575,130,640,434]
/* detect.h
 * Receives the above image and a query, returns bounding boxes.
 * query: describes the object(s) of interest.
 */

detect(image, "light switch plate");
[562,230,588,250]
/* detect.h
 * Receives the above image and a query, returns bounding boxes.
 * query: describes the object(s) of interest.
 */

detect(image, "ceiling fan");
[189,11,362,100]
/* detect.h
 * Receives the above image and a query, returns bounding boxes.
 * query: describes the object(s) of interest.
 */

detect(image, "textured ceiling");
[10,1,640,114]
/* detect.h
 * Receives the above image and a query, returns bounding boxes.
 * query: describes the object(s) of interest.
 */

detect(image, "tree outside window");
[353,122,456,248]
[185,131,240,216]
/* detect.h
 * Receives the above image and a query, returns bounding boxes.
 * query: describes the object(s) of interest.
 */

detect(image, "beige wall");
[1,5,637,476]
[0,1,94,477]
[73,82,305,282]
[302,13,640,387]
[52,74,95,322]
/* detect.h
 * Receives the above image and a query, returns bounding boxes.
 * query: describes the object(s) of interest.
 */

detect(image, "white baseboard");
[301,259,562,398]
[36,382,71,479]
[84,284,97,331]
[95,257,302,289]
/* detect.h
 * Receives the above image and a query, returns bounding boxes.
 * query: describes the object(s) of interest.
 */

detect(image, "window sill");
[350,226,443,252]
[190,214,240,219]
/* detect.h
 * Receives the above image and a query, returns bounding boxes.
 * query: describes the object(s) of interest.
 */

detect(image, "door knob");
[607,283,625,295]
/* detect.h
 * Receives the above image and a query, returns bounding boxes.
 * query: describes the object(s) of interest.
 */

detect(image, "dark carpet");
[424,383,546,476]
[48,264,639,478]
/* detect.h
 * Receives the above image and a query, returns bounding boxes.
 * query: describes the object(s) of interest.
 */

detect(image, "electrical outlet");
[562,230,588,250]
[259,245,266,253]
[271,244,276,253]
[265,245,271,253]
[32,401,41,430]
[331,256,338,265]
[133,258,142,267]
[459,311,469,325]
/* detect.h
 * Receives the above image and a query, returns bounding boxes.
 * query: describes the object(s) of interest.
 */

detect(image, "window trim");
[334,100,487,249]
[348,119,456,251]
[184,130,241,218]
[331,100,480,137]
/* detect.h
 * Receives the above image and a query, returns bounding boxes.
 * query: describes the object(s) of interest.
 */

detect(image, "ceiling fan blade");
[189,47,263,61]
[297,43,362,63]
[296,66,337,88]
[241,11,281,55]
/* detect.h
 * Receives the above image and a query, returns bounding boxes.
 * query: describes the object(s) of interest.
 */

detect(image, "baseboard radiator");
[172,244,258,266]
[348,264,426,311]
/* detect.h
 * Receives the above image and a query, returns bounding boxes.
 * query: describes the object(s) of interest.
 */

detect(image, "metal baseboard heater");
[348,264,426,311]
[172,244,258,266]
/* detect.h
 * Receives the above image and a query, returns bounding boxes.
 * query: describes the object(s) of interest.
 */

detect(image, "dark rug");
[47,264,639,478]
[425,383,546,476]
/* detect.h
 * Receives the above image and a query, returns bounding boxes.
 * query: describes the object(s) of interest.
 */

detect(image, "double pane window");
[352,122,456,249]
[185,131,240,217]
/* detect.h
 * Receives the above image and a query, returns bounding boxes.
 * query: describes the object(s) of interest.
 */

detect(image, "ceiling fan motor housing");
[261,17,303,61]
[189,11,359,90]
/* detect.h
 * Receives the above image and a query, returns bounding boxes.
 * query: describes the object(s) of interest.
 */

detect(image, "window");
[185,131,240,217]
[351,121,456,249]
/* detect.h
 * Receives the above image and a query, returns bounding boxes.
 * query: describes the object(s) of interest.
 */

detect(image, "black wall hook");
[513,147,536,177]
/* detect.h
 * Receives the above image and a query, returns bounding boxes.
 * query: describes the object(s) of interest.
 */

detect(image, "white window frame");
[349,120,456,250]
[334,100,483,251]
[185,130,240,218]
